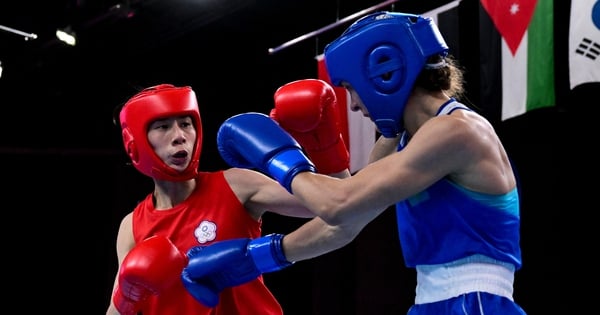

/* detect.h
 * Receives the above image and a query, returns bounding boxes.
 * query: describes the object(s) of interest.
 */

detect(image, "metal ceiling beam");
[267,0,399,55]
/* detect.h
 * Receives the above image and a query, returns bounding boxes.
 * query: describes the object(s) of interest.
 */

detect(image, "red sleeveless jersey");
[132,170,283,315]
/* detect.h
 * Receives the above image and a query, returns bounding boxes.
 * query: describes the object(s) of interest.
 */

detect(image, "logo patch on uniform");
[194,220,217,243]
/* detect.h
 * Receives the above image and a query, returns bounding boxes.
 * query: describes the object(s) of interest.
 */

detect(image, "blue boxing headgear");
[324,12,448,137]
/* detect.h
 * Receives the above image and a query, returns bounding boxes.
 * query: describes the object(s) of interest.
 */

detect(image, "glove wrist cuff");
[249,234,293,273]
[267,149,316,193]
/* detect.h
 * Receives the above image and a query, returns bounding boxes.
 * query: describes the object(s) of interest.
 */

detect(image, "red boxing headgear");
[119,84,202,181]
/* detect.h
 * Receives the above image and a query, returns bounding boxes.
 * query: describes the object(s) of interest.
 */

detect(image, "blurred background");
[1,0,595,313]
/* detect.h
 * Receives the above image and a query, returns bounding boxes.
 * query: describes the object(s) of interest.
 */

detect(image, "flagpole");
[267,0,399,55]
[0,24,37,40]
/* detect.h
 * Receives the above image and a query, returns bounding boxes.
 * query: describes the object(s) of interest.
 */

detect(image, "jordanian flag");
[480,0,555,121]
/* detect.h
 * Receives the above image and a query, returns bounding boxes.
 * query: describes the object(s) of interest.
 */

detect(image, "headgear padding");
[324,12,448,137]
[119,84,202,181]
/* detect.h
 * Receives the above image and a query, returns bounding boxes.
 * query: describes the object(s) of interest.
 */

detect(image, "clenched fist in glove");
[271,79,350,174]
[181,234,292,308]
[112,235,187,315]
[217,112,315,192]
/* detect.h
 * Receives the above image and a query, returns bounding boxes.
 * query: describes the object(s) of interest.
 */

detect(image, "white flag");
[569,0,600,89]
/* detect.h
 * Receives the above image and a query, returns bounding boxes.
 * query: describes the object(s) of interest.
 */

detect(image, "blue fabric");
[324,11,448,137]
[407,292,526,315]
[395,100,522,269]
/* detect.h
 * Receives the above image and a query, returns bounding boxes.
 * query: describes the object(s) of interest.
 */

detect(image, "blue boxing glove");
[217,112,316,192]
[181,234,292,308]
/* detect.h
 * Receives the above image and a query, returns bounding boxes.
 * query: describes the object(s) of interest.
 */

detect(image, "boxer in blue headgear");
[324,12,449,138]
[186,10,527,315]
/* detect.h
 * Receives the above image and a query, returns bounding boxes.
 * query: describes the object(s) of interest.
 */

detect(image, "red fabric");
[480,0,538,55]
[132,171,283,315]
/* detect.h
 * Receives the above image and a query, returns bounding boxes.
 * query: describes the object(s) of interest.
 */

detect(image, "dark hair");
[415,55,465,100]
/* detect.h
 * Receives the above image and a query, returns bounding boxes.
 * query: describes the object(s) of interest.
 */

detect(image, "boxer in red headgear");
[119,84,202,181]
[106,83,350,315]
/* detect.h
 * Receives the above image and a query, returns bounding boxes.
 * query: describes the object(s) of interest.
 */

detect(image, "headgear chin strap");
[119,84,202,181]
[324,11,448,137]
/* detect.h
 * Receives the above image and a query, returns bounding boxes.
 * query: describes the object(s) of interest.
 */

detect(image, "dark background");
[0,0,594,314]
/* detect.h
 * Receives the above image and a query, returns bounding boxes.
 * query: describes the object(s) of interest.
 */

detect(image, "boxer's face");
[342,82,369,118]
[147,115,197,171]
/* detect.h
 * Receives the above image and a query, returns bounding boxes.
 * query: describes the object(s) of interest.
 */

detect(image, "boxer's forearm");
[282,216,363,262]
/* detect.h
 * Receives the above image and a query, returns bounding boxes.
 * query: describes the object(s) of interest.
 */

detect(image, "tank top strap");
[436,98,472,116]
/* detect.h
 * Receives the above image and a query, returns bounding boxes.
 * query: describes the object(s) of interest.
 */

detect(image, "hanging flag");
[569,0,600,89]
[480,0,555,121]
[423,0,462,27]
[316,54,375,173]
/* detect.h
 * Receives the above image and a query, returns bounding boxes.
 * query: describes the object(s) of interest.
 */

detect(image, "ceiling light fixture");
[56,27,77,46]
